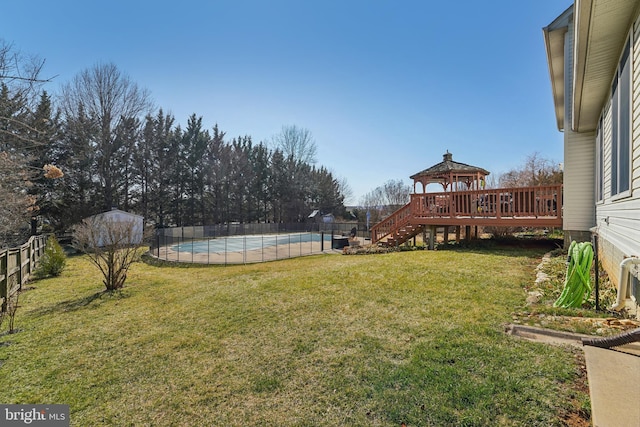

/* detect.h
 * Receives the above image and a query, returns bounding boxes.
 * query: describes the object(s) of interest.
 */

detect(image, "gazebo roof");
[410,152,489,180]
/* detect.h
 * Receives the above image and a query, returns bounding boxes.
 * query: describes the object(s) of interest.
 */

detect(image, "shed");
[85,208,144,246]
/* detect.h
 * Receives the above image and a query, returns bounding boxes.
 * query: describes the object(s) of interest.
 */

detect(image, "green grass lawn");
[0,248,586,426]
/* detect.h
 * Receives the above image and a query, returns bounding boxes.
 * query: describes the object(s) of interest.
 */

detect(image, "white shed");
[85,208,144,246]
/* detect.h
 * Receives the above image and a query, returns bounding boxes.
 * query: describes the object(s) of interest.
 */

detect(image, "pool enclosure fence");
[151,222,369,265]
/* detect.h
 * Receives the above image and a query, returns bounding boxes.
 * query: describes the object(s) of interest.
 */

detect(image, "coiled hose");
[554,241,594,308]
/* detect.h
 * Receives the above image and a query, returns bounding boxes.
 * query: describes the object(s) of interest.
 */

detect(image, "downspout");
[611,256,640,311]
[591,232,599,311]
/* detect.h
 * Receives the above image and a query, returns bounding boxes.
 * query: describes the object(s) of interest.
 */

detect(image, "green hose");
[553,241,594,308]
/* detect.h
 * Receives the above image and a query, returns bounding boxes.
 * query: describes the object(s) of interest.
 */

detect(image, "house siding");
[594,11,640,314]
[633,16,640,192]
[563,130,596,237]
[602,102,613,196]
[563,20,596,243]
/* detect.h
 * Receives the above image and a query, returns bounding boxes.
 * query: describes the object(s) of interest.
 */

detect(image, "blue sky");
[4,0,572,204]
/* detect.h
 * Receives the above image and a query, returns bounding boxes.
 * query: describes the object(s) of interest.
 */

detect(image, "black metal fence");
[150,222,370,265]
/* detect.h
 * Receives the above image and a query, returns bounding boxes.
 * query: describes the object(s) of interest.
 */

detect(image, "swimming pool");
[170,232,333,254]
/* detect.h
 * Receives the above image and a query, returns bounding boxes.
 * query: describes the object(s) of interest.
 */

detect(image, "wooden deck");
[372,185,562,246]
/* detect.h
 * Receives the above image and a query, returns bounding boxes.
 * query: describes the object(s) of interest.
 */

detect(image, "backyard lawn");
[0,247,587,426]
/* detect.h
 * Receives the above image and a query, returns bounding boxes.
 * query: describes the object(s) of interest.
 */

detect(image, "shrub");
[483,226,522,238]
[73,217,147,291]
[34,235,66,278]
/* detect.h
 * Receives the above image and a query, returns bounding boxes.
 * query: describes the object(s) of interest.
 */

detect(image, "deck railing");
[372,184,562,243]
[411,184,561,219]
[370,201,414,244]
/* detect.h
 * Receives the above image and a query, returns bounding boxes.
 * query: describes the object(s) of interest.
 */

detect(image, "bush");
[34,235,66,278]
[483,226,522,238]
[73,217,146,291]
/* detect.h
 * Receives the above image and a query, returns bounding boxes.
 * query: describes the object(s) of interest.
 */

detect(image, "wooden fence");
[0,234,49,312]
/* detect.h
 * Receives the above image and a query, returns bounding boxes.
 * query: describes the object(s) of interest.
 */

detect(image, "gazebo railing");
[412,185,561,219]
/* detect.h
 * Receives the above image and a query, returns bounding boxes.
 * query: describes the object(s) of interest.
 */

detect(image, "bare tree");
[60,62,153,211]
[382,179,411,210]
[73,216,146,291]
[499,152,563,187]
[337,176,354,205]
[271,125,317,165]
[0,39,53,92]
[0,41,60,247]
[360,179,411,223]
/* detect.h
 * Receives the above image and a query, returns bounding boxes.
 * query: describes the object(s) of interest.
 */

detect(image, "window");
[596,116,603,202]
[611,39,631,197]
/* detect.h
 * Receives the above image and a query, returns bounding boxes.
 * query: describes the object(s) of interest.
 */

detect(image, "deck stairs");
[384,223,425,247]
[373,201,424,247]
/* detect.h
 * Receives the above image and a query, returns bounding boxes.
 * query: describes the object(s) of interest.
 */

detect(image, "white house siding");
[563,20,597,244]
[593,12,640,313]
[563,130,596,243]
[633,16,640,192]
[602,102,612,197]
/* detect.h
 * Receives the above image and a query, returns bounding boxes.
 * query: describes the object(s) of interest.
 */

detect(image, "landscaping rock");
[526,291,544,305]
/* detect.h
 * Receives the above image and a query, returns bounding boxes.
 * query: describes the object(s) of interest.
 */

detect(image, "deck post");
[443,227,449,245]
[428,225,436,250]
[465,226,471,242]
[456,226,461,243]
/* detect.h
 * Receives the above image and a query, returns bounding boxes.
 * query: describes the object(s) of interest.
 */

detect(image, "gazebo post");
[428,225,436,250]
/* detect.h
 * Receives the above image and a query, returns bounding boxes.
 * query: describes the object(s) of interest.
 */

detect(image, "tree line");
[0,45,346,247]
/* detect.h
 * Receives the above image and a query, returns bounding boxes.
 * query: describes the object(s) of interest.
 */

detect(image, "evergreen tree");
[249,142,271,222]
[269,150,286,222]
[203,124,227,224]
[27,91,63,230]
[0,83,36,245]
[136,109,175,227]
[182,115,210,225]
[49,102,98,230]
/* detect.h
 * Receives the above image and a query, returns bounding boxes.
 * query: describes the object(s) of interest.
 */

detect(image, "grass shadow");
[29,290,129,317]
[140,252,223,269]
[435,237,563,258]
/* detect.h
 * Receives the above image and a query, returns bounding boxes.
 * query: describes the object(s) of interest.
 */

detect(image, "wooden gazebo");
[410,151,490,193]
[371,152,563,248]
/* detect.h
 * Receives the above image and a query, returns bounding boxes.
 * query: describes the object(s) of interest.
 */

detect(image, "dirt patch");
[560,351,591,427]
[493,237,563,250]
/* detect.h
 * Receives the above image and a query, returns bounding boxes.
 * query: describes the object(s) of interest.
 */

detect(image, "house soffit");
[573,0,640,132]
[543,5,573,131]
